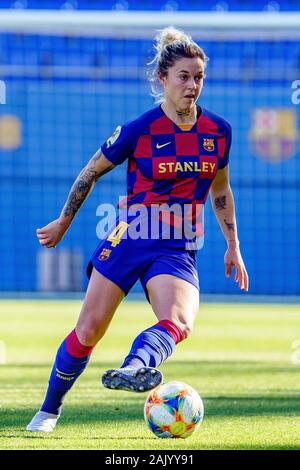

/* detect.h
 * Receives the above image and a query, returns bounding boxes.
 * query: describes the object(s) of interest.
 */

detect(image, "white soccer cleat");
[26,410,60,433]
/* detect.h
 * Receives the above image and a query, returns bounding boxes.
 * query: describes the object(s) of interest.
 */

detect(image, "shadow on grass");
[204,395,300,417]
[6,360,300,375]
[1,394,300,431]
[1,360,300,431]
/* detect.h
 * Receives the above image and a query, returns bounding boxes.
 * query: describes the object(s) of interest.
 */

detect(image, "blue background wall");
[0,35,299,294]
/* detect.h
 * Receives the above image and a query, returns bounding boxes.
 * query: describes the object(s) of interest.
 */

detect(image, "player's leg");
[146,274,199,337]
[102,274,199,392]
[122,274,199,366]
[26,268,124,432]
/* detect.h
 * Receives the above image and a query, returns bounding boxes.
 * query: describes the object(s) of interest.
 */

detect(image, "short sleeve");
[101,123,134,165]
[218,122,232,169]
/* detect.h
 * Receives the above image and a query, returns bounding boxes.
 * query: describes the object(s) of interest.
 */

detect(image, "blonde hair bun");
[155,26,191,53]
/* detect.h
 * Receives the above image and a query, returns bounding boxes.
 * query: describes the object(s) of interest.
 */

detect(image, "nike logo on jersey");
[156,142,171,149]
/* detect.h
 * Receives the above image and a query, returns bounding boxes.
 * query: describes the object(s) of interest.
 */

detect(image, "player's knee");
[76,321,102,346]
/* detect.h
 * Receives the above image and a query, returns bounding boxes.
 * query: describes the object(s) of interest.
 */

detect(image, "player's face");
[160,57,205,113]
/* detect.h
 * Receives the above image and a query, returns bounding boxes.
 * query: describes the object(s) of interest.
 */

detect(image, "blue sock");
[121,323,177,369]
[41,330,94,415]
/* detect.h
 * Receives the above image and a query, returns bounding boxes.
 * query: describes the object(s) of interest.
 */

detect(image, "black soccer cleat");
[101,367,163,392]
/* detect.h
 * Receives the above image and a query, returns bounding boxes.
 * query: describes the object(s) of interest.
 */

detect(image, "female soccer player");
[27,27,248,432]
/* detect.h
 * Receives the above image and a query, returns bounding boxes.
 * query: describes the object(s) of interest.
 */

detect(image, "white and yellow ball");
[144,381,204,438]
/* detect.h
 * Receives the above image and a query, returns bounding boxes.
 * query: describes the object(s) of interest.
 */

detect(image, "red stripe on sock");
[66,329,95,358]
[157,320,185,344]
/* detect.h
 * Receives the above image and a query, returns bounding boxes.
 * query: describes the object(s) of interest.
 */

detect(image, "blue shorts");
[87,211,199,300]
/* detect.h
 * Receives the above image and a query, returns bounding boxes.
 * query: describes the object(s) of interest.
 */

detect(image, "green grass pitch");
[0,299,300,450]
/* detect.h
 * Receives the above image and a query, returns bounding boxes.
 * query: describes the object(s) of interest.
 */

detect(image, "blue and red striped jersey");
[101,105,231,209]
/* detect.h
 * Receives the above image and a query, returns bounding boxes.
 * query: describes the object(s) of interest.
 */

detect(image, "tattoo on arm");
[90,149,115,179]
[63,168,97,218]
[63,154,114,219]
[214,196,226,211]
[224,219,235,232]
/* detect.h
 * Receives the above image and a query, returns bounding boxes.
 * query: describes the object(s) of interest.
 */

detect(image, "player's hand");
[224,245,249,292]
[36,219,69,248]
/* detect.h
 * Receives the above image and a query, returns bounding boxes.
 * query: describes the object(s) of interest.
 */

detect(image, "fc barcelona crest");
[99,248,112,261]
[203,138,215,152]
[250,108,297,163]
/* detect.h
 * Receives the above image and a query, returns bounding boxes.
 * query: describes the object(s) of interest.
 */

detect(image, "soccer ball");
[144,381,204,438]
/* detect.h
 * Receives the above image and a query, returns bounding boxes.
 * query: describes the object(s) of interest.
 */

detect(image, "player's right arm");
[37,150,115,248]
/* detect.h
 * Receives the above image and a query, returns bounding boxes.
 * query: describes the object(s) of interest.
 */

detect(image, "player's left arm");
[210,166,249,292]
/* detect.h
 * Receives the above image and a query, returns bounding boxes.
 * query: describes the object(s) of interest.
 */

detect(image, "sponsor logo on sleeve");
[106,125,122,148]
